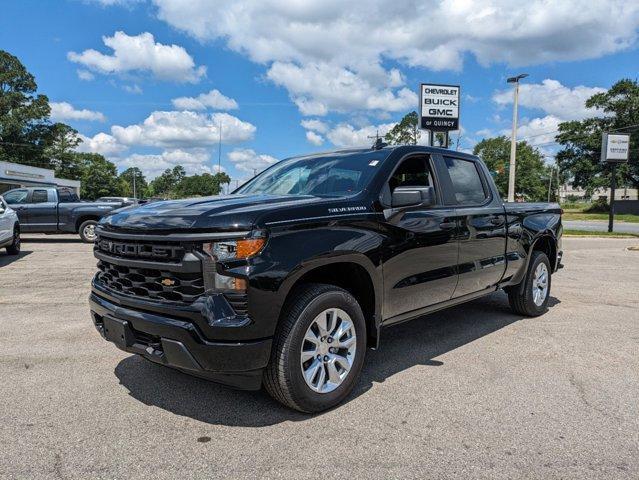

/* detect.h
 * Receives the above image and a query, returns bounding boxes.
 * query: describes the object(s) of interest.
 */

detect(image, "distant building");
[0,160,80,196]
[559,183,638,201]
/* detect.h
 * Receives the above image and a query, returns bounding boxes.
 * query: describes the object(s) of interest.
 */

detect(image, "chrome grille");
[95,260,204,303]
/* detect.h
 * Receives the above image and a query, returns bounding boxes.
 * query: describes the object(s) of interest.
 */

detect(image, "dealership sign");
[600,133,630,163]
[420,83,460,131]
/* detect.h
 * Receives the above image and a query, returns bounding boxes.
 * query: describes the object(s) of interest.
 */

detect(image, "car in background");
[96,197,139,207]
[0,196,20,255]
[2,187,122,243]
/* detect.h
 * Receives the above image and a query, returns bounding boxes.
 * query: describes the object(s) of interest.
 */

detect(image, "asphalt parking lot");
[1,235,638,479]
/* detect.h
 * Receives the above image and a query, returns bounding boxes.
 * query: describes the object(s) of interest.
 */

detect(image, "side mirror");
[391,186,435,208]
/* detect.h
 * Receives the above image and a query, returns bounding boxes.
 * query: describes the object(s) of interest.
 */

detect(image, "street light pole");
[506,73,528,202]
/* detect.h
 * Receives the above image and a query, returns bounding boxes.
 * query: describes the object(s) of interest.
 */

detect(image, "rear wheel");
[507,251,551,316]
[6,226,20,255]
[264,283,366,413]
[79,220,98,243]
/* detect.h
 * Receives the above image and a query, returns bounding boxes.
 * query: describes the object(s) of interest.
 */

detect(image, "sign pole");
[608,163,616,233]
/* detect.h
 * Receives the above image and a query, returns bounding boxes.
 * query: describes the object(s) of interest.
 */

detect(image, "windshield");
[235,151,389,197]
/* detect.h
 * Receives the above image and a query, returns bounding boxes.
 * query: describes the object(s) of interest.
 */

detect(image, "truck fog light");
[214,274,247,291]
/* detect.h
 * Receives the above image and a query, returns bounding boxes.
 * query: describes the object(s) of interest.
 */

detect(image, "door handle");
[439,221,456,230]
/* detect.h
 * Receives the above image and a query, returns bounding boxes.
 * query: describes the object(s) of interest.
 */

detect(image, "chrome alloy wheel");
[532,262,549,306]
[83,223,97,241]
[300,308,357,394]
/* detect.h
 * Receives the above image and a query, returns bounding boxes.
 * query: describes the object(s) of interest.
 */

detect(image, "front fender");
[233,222,385,340]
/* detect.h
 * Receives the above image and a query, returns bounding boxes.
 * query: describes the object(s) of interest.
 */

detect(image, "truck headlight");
[202,237,265,291]
[202,238,265,261]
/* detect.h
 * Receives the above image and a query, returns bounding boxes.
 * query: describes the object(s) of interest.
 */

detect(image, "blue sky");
[2,0,638,186]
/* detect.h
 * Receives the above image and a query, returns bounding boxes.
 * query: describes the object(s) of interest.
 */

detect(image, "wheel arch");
[278,254,382,348]
[531,233,558,272]
[75,215,100,232]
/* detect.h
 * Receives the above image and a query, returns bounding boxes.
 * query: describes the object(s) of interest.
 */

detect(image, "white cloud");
[88,0,142,6]
[475,128,494,138]
[77,69,95,81]
[326,122,396,149]
[68,31,206,83]
[300,119,329,134]
[493,79,606,120]
[153,0,639,68]
[515,115,563,147]
[123,84,143,94]
[172,89,238,111]
[117,148,216,179]
[228,148,278,174]
[111,111,256,148]
[305,130,324,146]
[492,79,608,154]
[148,0,639,114]
[77,132,127,156]
[267,62,416,116]
[50,102,106,122]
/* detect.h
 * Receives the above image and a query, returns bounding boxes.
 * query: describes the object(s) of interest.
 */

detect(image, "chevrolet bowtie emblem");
[161,278,175,287]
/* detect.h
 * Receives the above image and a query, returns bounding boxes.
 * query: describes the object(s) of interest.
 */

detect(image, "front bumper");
[90,291,272,390]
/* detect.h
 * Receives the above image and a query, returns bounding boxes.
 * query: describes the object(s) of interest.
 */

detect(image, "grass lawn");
[563,229,639,238]
[562,212,639,223]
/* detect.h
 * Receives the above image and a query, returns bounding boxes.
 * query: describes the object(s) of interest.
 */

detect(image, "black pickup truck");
[1,187,122,242]
[90,145,562,412]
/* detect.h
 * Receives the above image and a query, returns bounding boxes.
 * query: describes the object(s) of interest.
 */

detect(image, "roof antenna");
[368,130,387,150]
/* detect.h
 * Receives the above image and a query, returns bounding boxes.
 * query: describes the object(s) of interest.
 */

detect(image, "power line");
[520,122,639,143]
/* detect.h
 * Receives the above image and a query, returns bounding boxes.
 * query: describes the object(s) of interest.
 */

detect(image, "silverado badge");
[161,278,175,287]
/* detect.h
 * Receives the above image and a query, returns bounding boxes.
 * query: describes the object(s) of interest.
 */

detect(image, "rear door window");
[31,190,50,203]
[444,157,487,205]
[58,189,78,202]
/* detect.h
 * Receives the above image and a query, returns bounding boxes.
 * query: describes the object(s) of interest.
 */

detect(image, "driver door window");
[389,156,433,193]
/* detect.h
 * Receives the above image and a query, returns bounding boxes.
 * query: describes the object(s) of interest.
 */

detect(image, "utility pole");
[217,123,222,175]
[133,170,137,199]
[608,163,617,233]
[506,73,528,202]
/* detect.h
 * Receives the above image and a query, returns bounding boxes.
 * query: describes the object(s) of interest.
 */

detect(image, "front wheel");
[6,226,20,255]
[507,251,551,317]
[264,283,367,413]
[78,220,98,243]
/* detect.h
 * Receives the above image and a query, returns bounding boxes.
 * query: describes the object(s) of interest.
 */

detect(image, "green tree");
[174,172,230,198]
[0,50,52,167]
[75,153,122,200]
[556,79,639,196]
[385,111,420,145]
[119,167,148,198]
[473,136,552,201]
[45,123,83,180]
[149,165,186,197]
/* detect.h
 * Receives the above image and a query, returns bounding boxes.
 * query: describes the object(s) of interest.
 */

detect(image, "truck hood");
[99,194,331,232]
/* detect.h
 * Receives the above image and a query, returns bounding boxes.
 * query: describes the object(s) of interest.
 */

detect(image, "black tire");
[78,220,98,243]
[507,251,551,317]
[264,283,367,413]
[6,226,20,255]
